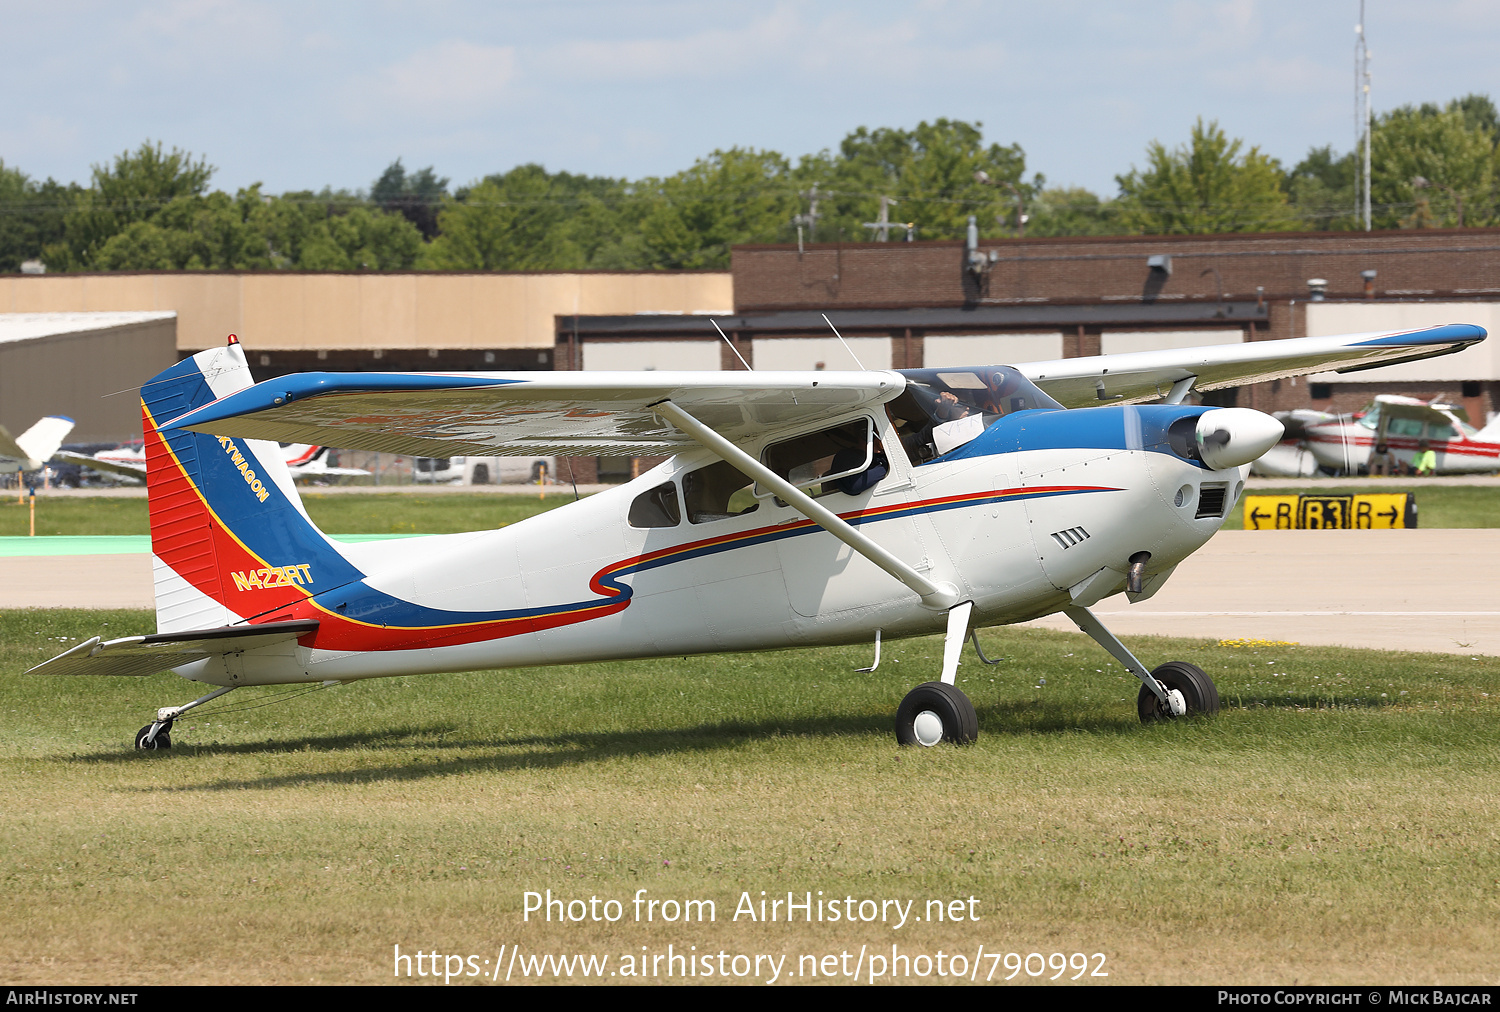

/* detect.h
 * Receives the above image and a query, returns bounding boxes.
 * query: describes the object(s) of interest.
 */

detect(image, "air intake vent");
[1196,484,1228,519]
[1050,527,1091,549]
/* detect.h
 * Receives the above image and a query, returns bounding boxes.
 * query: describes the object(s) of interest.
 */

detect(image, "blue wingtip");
[1352,323,1487,347]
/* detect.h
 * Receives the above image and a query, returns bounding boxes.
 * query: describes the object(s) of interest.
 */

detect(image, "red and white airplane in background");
[60,442,369,483]
[32,324,1486,751]
[1258,394,1500,476]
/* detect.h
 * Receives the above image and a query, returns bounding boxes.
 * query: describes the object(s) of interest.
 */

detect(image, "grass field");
[3,484,1498,538]
[4,609,1497,986]
[0,492,570,537]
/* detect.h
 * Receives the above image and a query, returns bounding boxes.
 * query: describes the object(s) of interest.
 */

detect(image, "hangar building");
[0,312,176,442]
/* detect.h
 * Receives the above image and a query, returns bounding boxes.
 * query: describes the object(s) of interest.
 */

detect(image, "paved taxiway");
[3,530,1496,656]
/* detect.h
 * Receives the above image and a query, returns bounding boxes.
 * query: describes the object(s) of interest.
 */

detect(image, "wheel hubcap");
[913,709,944,747]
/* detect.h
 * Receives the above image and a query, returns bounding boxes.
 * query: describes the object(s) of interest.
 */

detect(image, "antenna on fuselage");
[821,313,867,370]
[710,318,752,371]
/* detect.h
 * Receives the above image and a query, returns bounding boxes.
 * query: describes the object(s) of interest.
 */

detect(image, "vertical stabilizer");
[143,342,363,633]
[1474,414,1500,442]
[14,416,75,467]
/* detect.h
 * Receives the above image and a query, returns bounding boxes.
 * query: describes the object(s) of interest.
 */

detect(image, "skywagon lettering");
[217,435,271,502]
[231,564,313,592]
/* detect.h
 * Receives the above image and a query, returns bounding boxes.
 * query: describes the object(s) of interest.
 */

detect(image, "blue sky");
[4,1,1498,197]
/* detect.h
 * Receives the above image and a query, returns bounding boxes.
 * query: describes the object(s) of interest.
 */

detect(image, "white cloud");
[358,40,520,119]
[538,3,986,87]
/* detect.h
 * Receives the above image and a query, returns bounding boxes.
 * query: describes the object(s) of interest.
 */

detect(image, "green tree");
[1371,101,1495,228]
[372,159,450,240]
[801,120,1035,242]
[297,205,424,270]
[50,141,214,269]
[1115,119,1295,234]
[635,148,797,268]
[1287,145,1359,231]
[423,164,640,271]
[0,162,80,271]
[1025,186,1122,237]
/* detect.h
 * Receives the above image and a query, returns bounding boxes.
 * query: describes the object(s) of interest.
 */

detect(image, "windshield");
[888,365,1062,462]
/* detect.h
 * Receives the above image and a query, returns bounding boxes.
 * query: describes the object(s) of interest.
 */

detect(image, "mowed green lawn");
[3,609,1497,985]
[0,491,570,537]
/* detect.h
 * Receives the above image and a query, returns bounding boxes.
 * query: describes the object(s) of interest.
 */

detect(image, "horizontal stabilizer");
[27,620,318,677]
[56,450,146,479]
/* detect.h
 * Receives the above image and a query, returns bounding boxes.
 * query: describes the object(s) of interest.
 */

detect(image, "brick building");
[554,229,1500,480]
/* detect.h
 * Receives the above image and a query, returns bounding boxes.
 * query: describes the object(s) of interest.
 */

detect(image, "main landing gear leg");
[1062,605,1219,723]
[895,601,979,747]
[135,685,237,750]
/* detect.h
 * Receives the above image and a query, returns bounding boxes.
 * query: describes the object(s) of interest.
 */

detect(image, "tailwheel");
[135,721,172,750]
[895,681,978,747]
[1137,662,1219,723]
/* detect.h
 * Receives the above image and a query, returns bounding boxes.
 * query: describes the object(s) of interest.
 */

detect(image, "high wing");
[163,371,902,458]
[1019,323,1486,407]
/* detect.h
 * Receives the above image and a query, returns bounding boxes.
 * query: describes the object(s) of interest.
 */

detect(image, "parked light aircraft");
[59,441,369,483]
[1271,394,1500,475]
[31,325,1485,750]
[0,416,74,476]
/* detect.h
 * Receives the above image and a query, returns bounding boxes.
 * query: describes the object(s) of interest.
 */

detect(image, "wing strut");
[652,400,959,611]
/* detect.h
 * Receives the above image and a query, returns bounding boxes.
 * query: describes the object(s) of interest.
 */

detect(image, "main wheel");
[895,681,978,746]
[1137,661,1219,723]
[470,464,490,485]
[135,722,171,750]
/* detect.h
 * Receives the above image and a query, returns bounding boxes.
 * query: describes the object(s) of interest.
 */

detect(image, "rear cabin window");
[627,481,681,528]
[683,460,759,524]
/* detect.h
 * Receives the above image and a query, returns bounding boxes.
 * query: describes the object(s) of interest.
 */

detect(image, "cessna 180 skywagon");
[1276,394,1500,475]
[31,323,1485,750]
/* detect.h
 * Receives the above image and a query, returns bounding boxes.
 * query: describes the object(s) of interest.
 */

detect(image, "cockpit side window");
[888,365,1060,462]
[760,418,873,499]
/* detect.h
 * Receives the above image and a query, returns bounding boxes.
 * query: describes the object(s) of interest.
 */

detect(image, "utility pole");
[793,183,825,252]
[1356,2,1372,231]
[863,196,900,241]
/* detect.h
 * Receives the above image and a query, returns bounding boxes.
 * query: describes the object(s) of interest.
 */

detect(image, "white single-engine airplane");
[1274,394,1500,475]
[59,441,369,483]
[31,324,1485,750]
[0,415,75,476]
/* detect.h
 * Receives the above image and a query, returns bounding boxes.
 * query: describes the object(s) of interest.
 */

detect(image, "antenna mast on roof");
[1356,2,1372,231]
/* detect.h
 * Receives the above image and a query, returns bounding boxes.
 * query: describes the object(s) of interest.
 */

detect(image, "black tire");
[135,722,172,750]
[470,464,490,485]
[1137,661,1219,723]
[895,681,978,746]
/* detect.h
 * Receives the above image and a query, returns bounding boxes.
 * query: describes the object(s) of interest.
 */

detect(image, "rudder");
[144,340,363,633]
